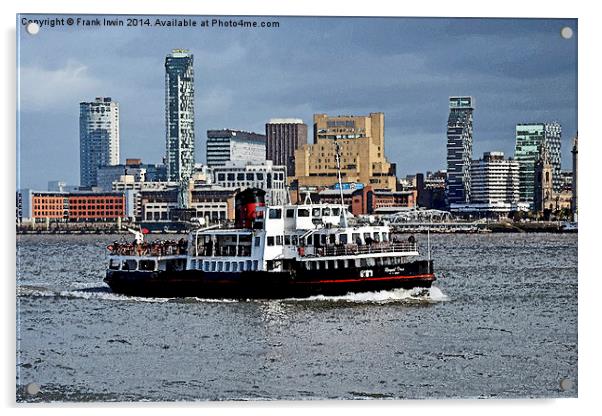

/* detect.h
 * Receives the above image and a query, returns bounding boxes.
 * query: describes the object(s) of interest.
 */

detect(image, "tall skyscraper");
[206,129,266,168]
[514,122,562,209]
[265,119,308,177]
[79,97,120,187]
[446,96,474,205]
[165,49,195,185]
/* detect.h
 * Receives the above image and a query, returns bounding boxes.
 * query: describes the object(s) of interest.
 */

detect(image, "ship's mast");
[334,140,348,228]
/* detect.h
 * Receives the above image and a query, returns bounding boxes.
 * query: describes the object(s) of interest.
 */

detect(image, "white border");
[3,1,599,415]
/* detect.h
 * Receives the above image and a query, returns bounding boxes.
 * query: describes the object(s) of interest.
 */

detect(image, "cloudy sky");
[17,15,577,189]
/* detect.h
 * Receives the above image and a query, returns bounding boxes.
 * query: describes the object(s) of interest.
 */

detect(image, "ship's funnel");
[235,188,266,229]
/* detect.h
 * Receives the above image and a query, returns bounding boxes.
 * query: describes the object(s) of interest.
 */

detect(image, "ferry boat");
[104,188,436,299]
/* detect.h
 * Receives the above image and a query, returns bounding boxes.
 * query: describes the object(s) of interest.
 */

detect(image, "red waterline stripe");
[295,274,436,284]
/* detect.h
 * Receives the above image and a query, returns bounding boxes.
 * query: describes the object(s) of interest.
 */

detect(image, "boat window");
[256,172,264,180]
[374,233,381,242]
[109,259,120,270]
[121,259,137,271]
[190,260,197,269]
[237,173,245,181]
[225,262,231,272]
[204,262,210,271]
[292,235,298,246]
[218,173,226,181]
[360,259,368,267]
[297,208,310,217]
[355,259,361,267]
[284,235,291,245]
[332,207,340,216]
[352,233,361,245]
[232,262,238,273]
[217,262,224,272]
[312,208,321,217]
[363,233,372,242]
[211,261,216,272]
[246,173,254,181]
[254,236,261,247]
[337,260,345,269]
[328,234,336,245]
[286,209,295,218]
[315,262,320,270]
[267,236,275,246]
[253,260,259,270]
[320,234,327,245]
[328,260,335,270]
[268,208,282,219]
[139,260,156,271]
[246,260,252,271]
[382,232,389,242]
[276,236,283,245]
[322,207,331,216]
[339,234,348,245]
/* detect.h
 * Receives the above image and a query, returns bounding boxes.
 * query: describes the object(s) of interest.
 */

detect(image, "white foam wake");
[18,285,239,304]
[288,286,449,304]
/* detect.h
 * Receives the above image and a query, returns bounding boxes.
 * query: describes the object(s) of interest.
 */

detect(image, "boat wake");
[286,286,449,304]
[17,284,237,304]
[17,285,448,305]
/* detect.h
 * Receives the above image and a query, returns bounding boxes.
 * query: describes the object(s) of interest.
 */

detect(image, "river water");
[16,233,577,401]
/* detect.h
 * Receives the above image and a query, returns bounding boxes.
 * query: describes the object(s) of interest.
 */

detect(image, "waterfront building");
[446,96,474,206]
[294,112,397,191]
[265,118,308,177]
[138,185,236,223]
[451,152,520,214]
[514,122,562,209]
[97,160,146,192]
[165,49,195,184]
[317,185,415,215]
[416,170,447,210]
[79,97,120,187]
[211,160,288,205]
[206,129,266,168]
[19,189,125,222]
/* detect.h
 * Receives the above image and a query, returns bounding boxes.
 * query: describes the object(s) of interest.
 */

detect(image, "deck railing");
[107,241,188,257]
[304,242,418,258]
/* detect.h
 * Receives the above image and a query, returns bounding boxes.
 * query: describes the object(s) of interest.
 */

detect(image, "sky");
[16,14,577,189]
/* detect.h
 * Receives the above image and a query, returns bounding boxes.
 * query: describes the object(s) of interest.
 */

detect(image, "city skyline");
[17,15,577,189]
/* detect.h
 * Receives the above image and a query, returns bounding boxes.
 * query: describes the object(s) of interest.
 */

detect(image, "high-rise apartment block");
[165,49,195,184]
[514,122,562,209]
[294,112,396,191]
[206,129,266,167]
[266,119,308,177]
[469,152,520,210]
[79,97,120,187]
[446,96,474,206]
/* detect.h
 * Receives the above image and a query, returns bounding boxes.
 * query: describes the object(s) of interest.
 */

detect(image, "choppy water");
[16,233,577,401]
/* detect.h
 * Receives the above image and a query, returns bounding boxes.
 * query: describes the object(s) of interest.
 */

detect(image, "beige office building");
[294,112,397,191]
